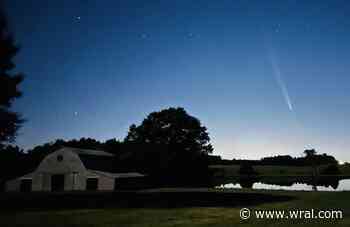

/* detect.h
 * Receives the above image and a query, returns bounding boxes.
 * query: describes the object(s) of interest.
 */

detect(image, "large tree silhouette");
[125,107,213,155]
[0,10,23,147]
[304,148,319,177]
[124,107,213,185]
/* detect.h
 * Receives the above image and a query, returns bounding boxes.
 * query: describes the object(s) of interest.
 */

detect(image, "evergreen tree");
[0,10,24,146]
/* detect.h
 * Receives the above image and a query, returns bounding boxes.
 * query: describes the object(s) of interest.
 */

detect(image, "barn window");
[57,154,63,162]
[72,172,78,190]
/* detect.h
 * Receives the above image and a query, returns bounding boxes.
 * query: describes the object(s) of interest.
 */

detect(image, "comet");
[267,50,293,111]
[260,25,294,112]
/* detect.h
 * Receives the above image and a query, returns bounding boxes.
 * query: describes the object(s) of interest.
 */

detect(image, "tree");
[303,149,316,158]
[0,10,24,146]
[0,144,25,190]
[124,107,213,185]
[238,162,257,176]
[125,107,213,155]
[304,149,319,177]
[321,164,340,175]
[103,138,122,155]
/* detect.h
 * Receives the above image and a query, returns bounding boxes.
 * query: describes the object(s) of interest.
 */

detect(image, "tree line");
[208,152,338,166]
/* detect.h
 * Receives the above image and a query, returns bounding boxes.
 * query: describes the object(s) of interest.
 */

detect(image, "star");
[187,32,198,39]
[274,24,280,33]
[305,24,311,31]
[76,16,81,20]
[140,33,147,39]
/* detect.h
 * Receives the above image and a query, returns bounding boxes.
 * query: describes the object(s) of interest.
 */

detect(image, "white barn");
[6,147,145,192]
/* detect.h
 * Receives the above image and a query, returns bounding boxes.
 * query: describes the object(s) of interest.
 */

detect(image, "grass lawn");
[1,190,349,227]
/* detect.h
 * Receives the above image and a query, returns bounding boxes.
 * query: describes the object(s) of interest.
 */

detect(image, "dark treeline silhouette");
[238,162,258,176]
[208,153,338,166]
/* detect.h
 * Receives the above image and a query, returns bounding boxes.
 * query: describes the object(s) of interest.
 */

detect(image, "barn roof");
[66,147,115,157]
[88,170,145,178]
[60,147,115,172]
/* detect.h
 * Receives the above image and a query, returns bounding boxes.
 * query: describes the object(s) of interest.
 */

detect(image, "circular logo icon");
[240,208,251,220]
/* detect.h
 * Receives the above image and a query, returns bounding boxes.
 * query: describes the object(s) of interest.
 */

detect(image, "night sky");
[4,0,350,161]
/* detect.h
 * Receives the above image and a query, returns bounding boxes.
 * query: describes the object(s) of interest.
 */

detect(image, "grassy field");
[0,190,349,227]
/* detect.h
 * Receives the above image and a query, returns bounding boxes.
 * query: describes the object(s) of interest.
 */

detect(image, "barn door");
[51,174,65,191]
[86,178,98,191]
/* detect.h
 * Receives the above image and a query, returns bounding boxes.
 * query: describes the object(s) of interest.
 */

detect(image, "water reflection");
[215,177,350,191]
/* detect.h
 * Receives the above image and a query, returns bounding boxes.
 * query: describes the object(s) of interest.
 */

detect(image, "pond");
[214,177,350,191]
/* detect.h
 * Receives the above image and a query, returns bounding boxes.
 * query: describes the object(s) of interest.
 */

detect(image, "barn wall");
[32,173,43,191]
[97,174,115,191]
